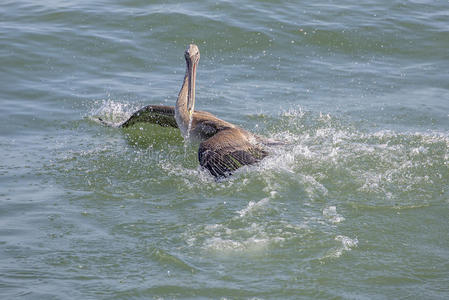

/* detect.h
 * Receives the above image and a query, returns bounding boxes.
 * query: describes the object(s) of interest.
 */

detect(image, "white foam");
[324,235,358,259]
[336,235,358,249]
[237,197,270,217]
[322,206,345,224]
[186,218,310,255]
[203,236,272,252]
[300,175,328,198]
[411,146,428,155]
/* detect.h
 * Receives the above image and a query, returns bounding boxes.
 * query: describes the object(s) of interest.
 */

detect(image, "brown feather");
[116,105,269,178]
[198,128,268,178]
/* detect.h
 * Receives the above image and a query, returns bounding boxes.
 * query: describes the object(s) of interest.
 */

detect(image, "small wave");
[323,235,359,259]
[146,246,199,273]
[237,190,277,217]
[203,236,274,253]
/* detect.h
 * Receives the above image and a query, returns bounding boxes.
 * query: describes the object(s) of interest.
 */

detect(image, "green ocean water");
[1,0,448,299]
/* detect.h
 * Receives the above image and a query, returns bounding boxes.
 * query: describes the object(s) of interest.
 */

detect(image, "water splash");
[183,113,194,157]
[85,102,448,209]
[89,99,138,126]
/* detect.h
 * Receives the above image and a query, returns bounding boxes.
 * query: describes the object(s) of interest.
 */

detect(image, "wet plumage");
[101,44,274,178]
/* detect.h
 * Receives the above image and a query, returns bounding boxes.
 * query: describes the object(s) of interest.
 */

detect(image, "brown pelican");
[101,44,278,178]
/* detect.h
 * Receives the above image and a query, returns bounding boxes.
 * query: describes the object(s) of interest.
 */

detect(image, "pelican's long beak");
[187,60,197,117]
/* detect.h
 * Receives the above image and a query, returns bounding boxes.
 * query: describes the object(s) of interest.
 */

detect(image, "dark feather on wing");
[120,105,178,128]
[198,128,268,178]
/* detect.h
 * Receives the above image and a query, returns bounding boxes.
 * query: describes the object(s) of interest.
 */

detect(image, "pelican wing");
[198,128,268,178]
[119,105,178,128]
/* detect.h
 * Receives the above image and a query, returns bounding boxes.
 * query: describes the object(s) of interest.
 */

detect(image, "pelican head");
[184,44,200,117]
